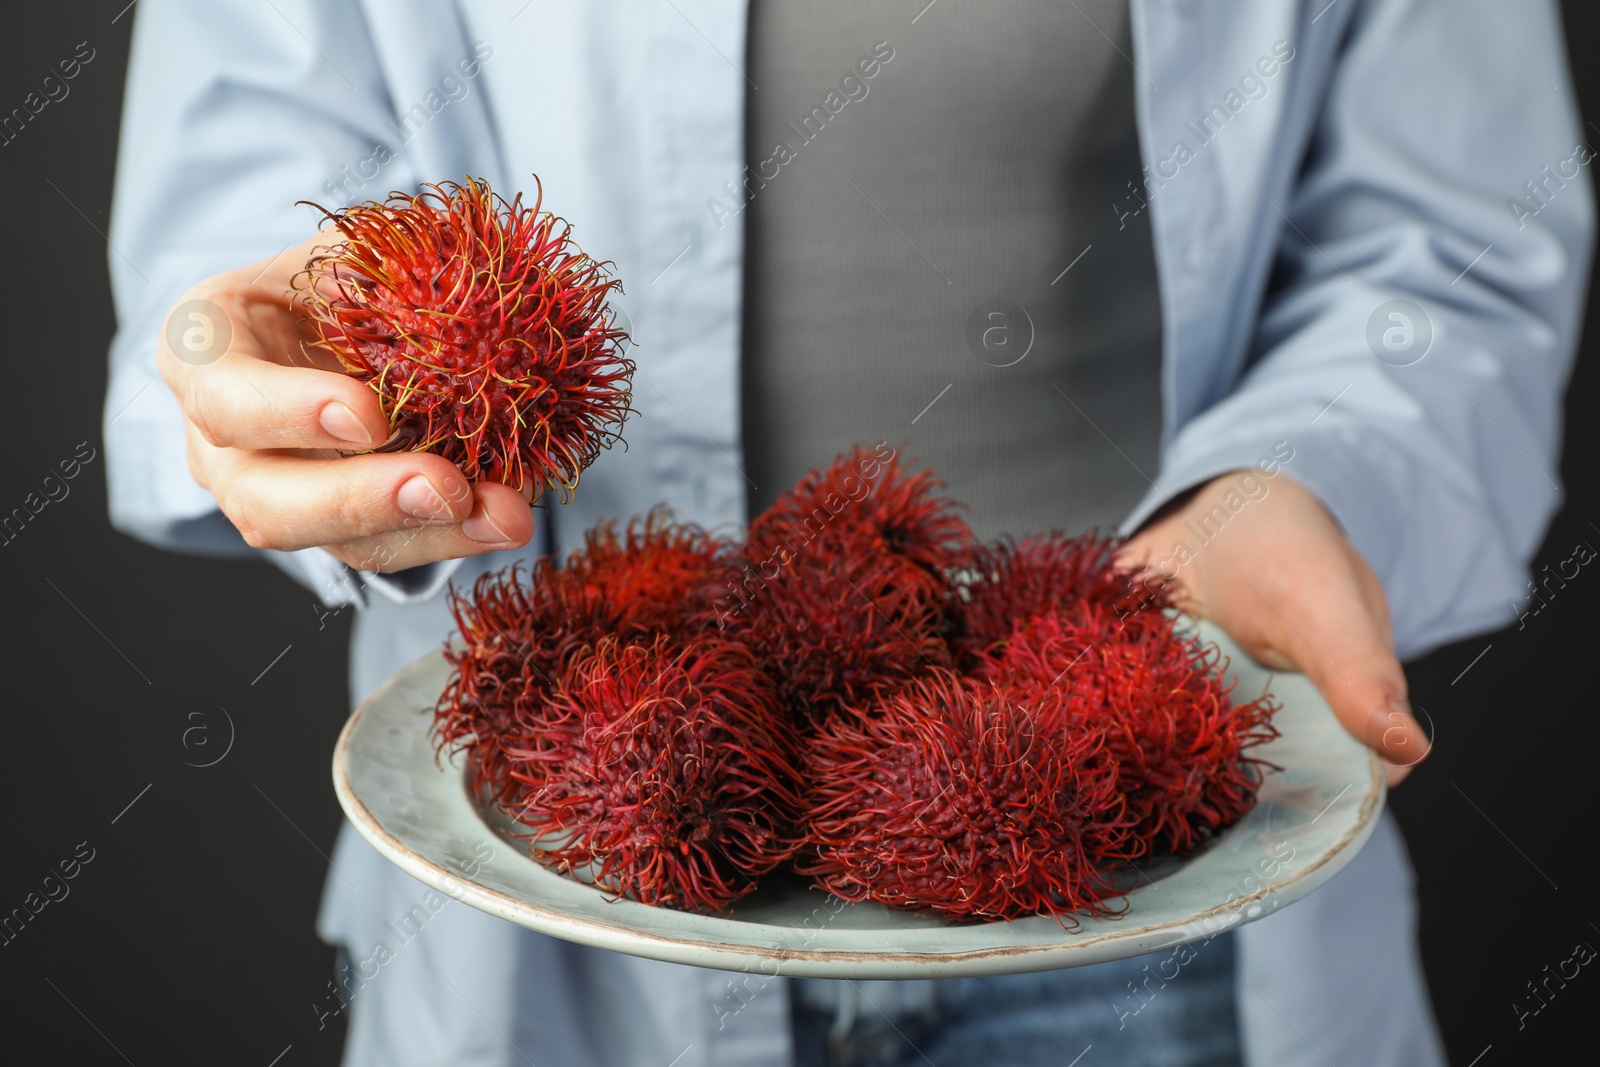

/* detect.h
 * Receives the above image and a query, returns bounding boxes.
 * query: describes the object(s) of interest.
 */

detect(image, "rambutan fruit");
[745,446,971,601]
[502,636,803,913]
[434,561,614,802]
[570,506,735,637]
[297,177,633,496]
[724,550,952,722]
[952,532,1152,664]
[436,509,734,799]
[798,671,1135,922]
[977,609,1279,856]
[723,448,965,720]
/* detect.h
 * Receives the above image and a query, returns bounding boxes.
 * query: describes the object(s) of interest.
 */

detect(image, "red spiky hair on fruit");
[745,445,971,601]
[502,636,803,913]
[953,532,1152,664]
[976,609,1280,855]
[723,550,952,722]
[571,506,735,637]
[296,176,634,496]
[725,446,964,720]
[434,561,613,802]
[436,509,731,799]
[798,671,1135,922]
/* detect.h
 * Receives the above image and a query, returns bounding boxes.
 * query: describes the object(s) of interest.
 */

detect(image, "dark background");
[0,3,1593,1064]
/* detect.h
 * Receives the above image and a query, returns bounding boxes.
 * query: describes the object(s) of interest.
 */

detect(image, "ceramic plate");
[333,619,1383,978]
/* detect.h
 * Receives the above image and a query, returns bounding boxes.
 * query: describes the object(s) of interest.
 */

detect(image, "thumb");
[1263,583,1429,782]
[1324,639,1427,786]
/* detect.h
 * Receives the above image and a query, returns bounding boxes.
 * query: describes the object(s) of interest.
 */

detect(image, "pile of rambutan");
[433,446,1279,920]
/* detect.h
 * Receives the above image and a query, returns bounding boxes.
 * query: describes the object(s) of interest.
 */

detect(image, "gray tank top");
[739,0,1162,540]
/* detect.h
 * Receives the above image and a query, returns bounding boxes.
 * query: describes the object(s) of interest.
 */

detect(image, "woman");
[105,1,1589,1063]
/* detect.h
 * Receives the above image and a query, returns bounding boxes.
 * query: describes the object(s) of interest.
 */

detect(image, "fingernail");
[462,512,515,545]
[320,402,372,446]
[397,476,450,522]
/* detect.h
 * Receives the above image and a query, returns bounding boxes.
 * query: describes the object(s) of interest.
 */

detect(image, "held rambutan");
[296,177,634,497]
[798,671,1135,922]
[977,609,1280,856]
[745,445,971,600]
[724,550,952,722]
[502,636,803,913]
[952,532,1153,664]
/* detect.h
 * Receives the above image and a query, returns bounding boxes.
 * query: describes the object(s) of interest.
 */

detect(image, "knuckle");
[207,283,245,306]
[330,482,379,539]
[348,536,400,574]
[161,285,237,373]
[184,377,229,447]
[217,490,271,550]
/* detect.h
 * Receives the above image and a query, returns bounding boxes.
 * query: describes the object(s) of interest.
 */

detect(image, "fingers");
[325,483,536,573]
[157,228,381,452]
[324,482,536,572]
[1240,563,1430,776]
[180,351,390,451]
[200,447,532,555]
[159,230,540,574]
[159,294,389,452]
[1300,621,1426,770]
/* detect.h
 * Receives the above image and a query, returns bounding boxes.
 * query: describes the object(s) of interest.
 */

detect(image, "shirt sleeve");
[1122,0,1594,661]
[101,0,458,607]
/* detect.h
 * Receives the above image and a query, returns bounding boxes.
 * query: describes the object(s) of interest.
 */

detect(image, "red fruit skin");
[725,446,969,721]
[745,445,972,602]
[724,551,952,723]
[573,506,736,637]
[297,177,634,497]
[502,636,804,914]
[798,671,1136,922]
[975,608,1280,856]
[952,532,1156,665]
[434,561,612,802]
[435,509,734,800]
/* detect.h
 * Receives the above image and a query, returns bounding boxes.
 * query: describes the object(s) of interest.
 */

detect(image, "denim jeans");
[790,932,1241,1067]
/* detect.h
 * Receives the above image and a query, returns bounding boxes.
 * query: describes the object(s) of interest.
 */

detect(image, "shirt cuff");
[358,556,464,604]
[1118,427,1402,595]
[261,547,464,608]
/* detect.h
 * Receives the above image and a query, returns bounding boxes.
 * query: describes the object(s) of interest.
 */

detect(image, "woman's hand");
[1116,470,1429,785]
[155,232,536,572]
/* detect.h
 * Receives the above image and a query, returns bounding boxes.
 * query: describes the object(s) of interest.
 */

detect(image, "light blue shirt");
[104,2,1590,1065]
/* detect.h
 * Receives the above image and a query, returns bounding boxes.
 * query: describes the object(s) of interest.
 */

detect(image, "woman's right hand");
[155,232,536,573]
